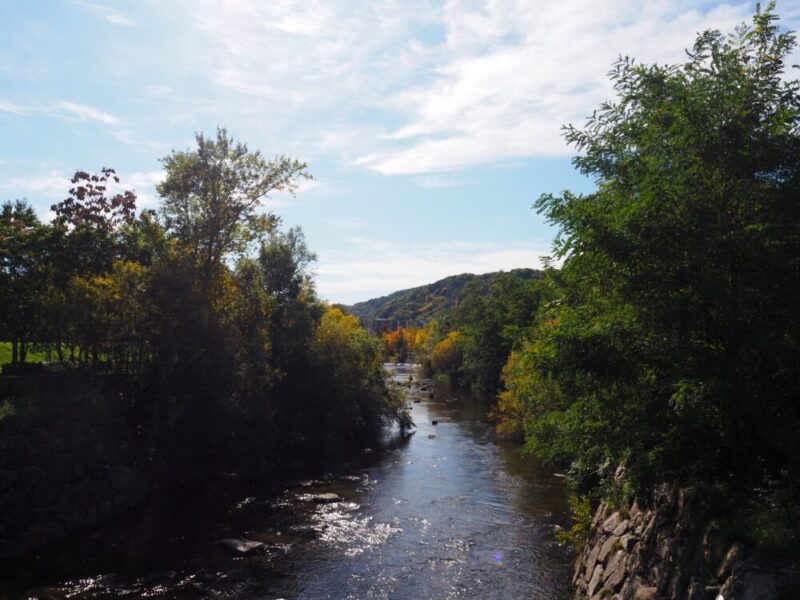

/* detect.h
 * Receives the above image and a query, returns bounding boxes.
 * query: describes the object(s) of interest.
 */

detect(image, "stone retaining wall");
[572,485,800,599]
[0,375,149,559]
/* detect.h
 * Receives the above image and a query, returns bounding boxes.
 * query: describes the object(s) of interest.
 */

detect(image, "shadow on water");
[1,364,571,599]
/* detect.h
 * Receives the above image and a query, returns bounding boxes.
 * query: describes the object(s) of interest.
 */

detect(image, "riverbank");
[572,483,800,599]
[1,363,572,599]
[0,373,149,561]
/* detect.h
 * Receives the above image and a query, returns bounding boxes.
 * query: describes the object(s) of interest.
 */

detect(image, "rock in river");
[218,538,265,555]
[312,493,341,502]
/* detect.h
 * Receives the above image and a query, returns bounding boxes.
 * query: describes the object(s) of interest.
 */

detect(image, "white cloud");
[145,84,172,97]
[263,177,320,208]
[109,128,164,150]
[315,237,551,304]
[186,0,440,107]
[55,101,119,125]
[74,2,137,26]
[414,175,470,188]
[0,171,71,201]
[0,99,31,115]
[174,1,784,176]
[124,171,164,208]
[0,99,120,125]
[358,1,755,174]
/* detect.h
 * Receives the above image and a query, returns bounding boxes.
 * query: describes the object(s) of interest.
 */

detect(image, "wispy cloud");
[414,175,470,188]
[357,1,754,174]
[186,0,439,107]
[0,99,31,115]
[55,101,119,125]
[0,99,119,125]
[0,171,71,202]
[74,2,137,26]
[176,1,769,176]
[110,128,163,150]
[315,237,551,304]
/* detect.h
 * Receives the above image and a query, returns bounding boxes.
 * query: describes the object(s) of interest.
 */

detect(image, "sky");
[2,1,799,304]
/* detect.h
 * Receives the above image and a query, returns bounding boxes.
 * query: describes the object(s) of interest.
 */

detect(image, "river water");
[2,364,570,599]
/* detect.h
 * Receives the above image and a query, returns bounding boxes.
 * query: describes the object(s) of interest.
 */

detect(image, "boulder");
[633,585,658,600]
[218,538,264,555]
[584,536,602,574]
[312,493,340,502]
[598,535,618,563]
[603,511,622,533]
[613,519,630,536]
[605,549,628,591]
[715,544,745,580]
[587,564,605,597]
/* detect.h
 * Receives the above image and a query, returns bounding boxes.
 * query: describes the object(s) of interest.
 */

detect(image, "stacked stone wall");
[573,485,800,599]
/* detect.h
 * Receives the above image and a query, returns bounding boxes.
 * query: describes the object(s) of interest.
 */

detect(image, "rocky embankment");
[573,484,800,599]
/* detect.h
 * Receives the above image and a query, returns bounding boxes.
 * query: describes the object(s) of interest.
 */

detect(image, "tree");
[313,306,409,442]
[453,274,545,393]
[430,331,463,383]
[0,200,47,365]
[258,226,320,377]
[52,168,136,232]
[36,169,140,363]
[518,5,800,492]
[259,226,316,303]
[158,128,310,298]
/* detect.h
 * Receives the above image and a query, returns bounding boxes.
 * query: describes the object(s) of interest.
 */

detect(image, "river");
[1,364,571,599]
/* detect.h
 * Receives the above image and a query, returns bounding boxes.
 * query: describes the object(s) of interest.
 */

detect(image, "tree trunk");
[55,317,64,362]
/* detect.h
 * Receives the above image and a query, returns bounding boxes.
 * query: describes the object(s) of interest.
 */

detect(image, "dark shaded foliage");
[1,130,406,481]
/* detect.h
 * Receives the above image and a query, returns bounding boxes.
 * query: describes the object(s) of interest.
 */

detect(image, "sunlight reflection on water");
[5,363,570,599]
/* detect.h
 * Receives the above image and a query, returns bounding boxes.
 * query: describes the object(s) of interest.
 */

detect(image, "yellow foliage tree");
[430,331,462,378]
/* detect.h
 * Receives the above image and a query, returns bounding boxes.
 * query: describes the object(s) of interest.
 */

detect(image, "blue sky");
[2,1,798,304]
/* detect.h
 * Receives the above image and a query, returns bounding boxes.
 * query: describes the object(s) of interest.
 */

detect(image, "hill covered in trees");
[347,268,542,328]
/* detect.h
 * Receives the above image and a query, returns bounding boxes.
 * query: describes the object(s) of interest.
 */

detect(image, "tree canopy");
[0,130,405,476]
[158,128,310,298]
[501,5,800,502]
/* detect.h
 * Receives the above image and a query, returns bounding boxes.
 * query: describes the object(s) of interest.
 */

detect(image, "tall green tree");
[514,5,800,492]
[0,200,47,365]
[454,274,545,393]
[158,128,310,298]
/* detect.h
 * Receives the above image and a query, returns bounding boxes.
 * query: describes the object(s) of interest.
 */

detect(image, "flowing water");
[1,364,571,599]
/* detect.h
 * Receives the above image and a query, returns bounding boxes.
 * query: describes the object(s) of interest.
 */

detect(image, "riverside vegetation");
[0,128,410,499]
[1,3,799,596]
[382,4,800,574]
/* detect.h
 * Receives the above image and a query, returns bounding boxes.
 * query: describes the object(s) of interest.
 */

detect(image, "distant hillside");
[347,269,543,328]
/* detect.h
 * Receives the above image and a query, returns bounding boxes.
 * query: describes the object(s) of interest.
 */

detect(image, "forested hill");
[347,269,543,327]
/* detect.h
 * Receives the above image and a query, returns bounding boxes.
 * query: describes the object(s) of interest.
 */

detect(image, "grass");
[0,342,50,366]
